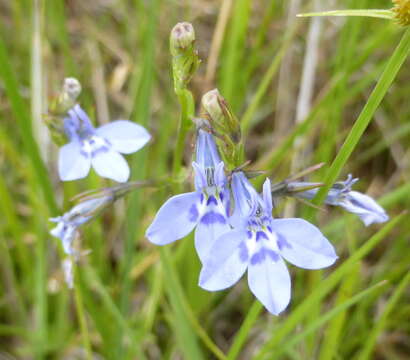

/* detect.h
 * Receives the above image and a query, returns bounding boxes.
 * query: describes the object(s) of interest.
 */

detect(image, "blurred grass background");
[0,0,409,359]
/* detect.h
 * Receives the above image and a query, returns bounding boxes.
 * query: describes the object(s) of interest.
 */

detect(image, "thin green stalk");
[74,270,93,360]
[172,88,195,177]
[226,301,263,360]
[297,9,394,20]
[313,27,410,206]
[159,248,205,360]
[357,271,410,360]
[253,213,405,360]
[0,39,57,213]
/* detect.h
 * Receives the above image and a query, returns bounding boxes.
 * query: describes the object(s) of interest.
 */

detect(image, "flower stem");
[172,88,195,177]
[74,269,93,360]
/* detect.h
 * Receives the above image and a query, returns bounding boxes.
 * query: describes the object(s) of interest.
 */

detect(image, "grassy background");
[0,0,409,359]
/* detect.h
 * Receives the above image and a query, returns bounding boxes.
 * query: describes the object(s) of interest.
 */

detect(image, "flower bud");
[201,89,241,145]
[170,22,196,54]
[170,22,200,91]
[392,0,410,26]
[46,78,83,145]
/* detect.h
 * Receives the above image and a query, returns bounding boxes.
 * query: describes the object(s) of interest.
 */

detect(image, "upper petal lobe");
[96,120,151,154]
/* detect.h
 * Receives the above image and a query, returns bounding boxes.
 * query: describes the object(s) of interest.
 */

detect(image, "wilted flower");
[146,129,231,262]
[296,175,389,226]
[199,173,337,315]
[59,104,150,182]
[50,195,114,255]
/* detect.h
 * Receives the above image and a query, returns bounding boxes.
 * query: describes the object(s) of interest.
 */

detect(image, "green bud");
[201,89,241,144]
[170,22,196,54]
[201,89,243,169]
[46,78,82,145]
[170,22,200,91]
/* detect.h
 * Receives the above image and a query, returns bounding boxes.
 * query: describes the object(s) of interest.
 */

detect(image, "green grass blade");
[0,38,57,213]
[313,27,410,206]
[357,271,410,360]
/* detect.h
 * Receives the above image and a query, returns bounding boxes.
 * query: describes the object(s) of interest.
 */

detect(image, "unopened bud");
[63,77,82,103]
[392,0,410,26]
[170,22,196,54]
[170,22,200,91]
[202,89,241,144]
[46,78,83,145]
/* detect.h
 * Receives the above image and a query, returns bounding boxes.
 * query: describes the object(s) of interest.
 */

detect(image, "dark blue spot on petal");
[250,248,280,265]
[206,195,218,206]
[247,230,253,239]
[188,204,199,222]
[277,233,292,250]
[266,249,280,262]
[219,192,224,202]
[266,226,272,233]
[200,193,205,204]
[256,231,269,242]
[200,211,226,225]
[250,249,265,265]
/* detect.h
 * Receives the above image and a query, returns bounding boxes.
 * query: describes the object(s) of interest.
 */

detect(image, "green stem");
[172,88,195,177]
[226,301,263,360]
[313,27,410,206]
[297,9,394,20]
[74,269,93,360]
[159,247,205,360]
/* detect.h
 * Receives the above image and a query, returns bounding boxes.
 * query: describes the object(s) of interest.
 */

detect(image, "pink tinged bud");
[201,89,241,144]
[170,22,196,54]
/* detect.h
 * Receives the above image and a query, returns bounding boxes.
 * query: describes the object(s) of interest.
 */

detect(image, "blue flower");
[145,130,231,262]
[199,172,337,315]
[59,104,151,182]
[296,175,389,226]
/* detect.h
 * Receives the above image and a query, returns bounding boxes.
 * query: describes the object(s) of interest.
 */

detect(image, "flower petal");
[273,218,337,269]
[146,192,201,245]
[91,148,130,182]
[195,205,230,263]
[262,178,273,213]
[248,255,291,315]
[199,229,249,291]
[58,141,91,181]
[341,191,389,226]
[96,120,151,154]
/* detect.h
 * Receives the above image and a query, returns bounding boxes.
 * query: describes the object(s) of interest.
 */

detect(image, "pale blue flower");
[146,130,231,262]
[199,172,337,315]
[296,175,389,226]
[59,104,151,182]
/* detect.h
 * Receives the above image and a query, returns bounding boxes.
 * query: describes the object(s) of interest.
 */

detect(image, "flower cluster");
[146,128,341,314]
[48,79,151,287]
